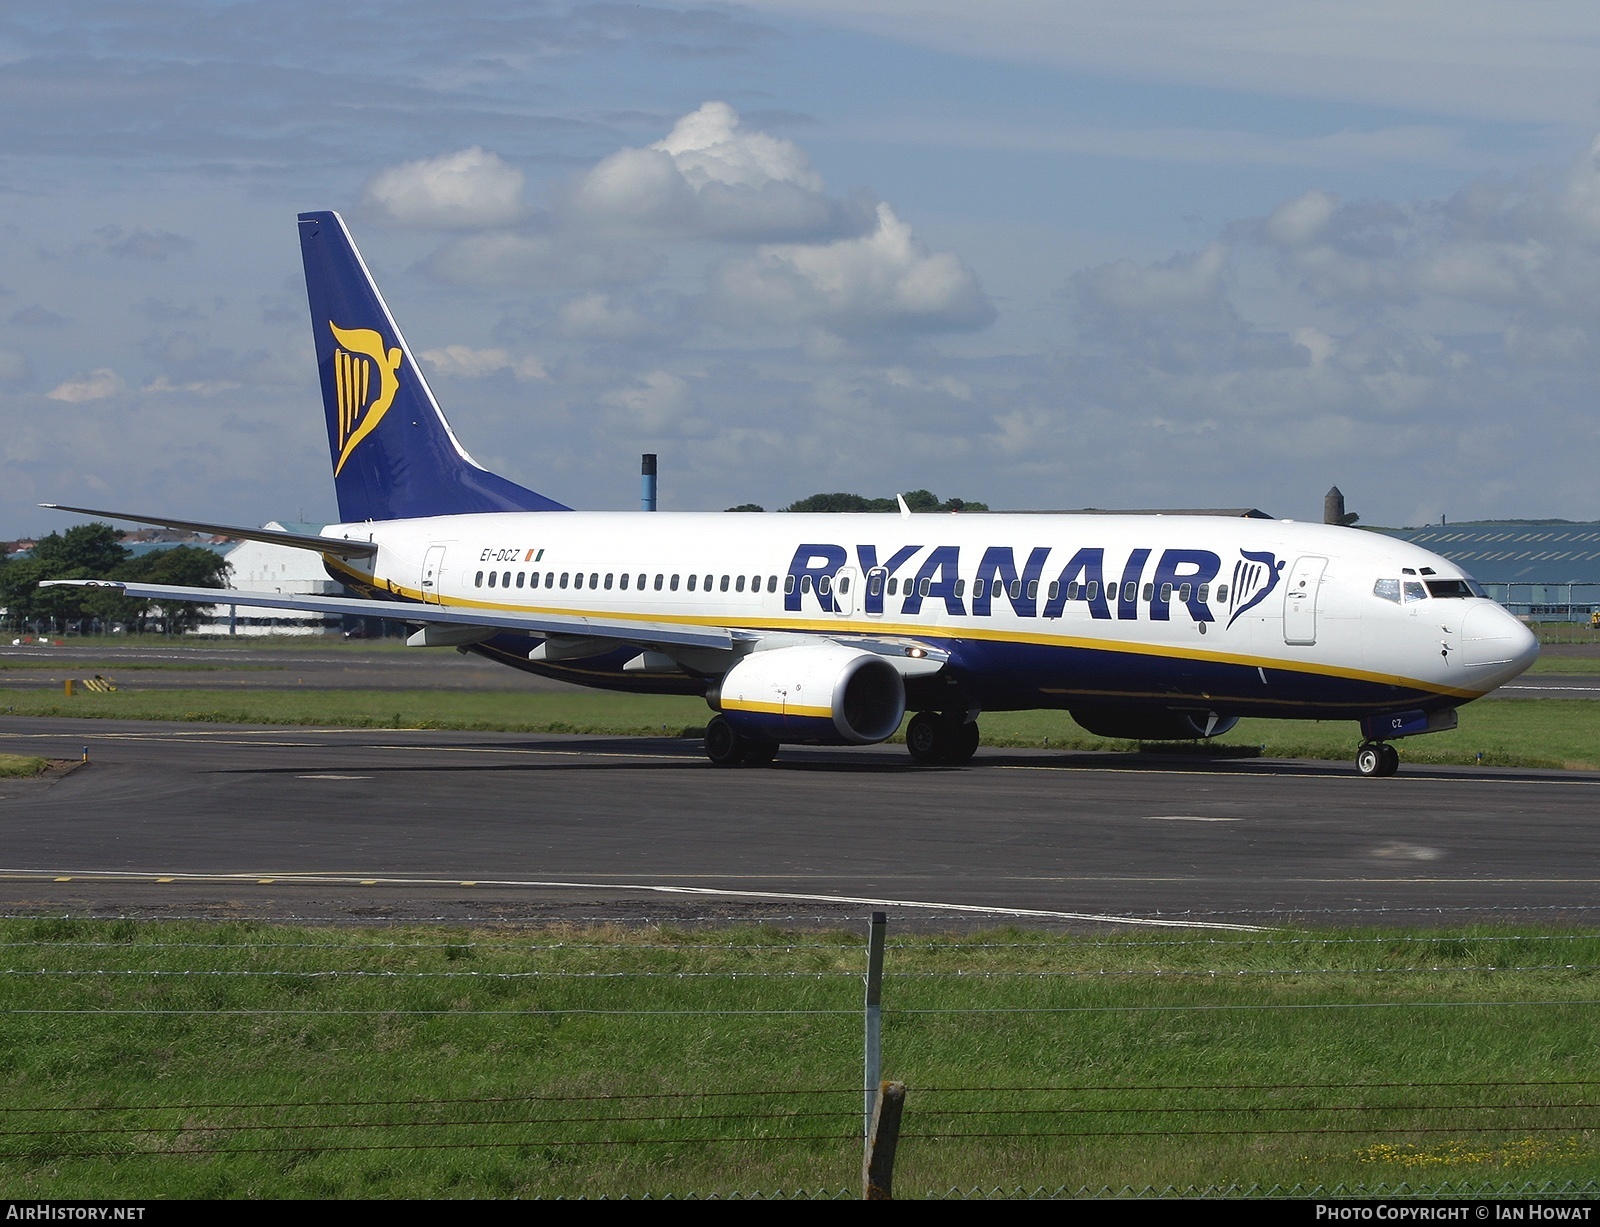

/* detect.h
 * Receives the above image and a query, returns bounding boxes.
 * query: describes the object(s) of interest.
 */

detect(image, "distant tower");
[1324,486,1358,527]
[641,454,658,512]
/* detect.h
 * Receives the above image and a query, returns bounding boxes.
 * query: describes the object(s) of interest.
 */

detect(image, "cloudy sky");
[5,1,1600,534]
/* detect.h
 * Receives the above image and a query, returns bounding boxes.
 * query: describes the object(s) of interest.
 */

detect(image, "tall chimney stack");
[641,453,658,512]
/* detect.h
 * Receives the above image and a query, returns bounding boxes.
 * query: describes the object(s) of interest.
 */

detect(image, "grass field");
[0,918,1596,1199]
[2,686,1596,770]
[0,753,46,778]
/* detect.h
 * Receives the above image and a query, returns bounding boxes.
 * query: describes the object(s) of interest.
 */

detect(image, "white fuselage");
[318,511,1538,720]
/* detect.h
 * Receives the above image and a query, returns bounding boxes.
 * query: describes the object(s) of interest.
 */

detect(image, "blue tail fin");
[297,210,569,521]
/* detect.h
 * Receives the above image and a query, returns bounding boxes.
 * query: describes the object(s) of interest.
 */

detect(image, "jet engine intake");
[718,641,906,745]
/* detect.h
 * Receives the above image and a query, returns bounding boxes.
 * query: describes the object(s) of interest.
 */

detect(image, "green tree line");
[0,523,230,633]
[726,489,989,513]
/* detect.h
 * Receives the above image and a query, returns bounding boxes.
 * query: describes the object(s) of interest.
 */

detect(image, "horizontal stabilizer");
[40,504,378,558]
[40,580,732,653]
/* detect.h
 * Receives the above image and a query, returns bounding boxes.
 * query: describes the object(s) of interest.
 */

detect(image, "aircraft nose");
[1460,603,1539,686]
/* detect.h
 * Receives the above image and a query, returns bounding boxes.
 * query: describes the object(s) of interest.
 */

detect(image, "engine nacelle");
[717,642,906,746]
[1069,707,1239,742]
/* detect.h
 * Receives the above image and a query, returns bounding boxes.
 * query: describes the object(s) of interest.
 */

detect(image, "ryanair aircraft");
[45,211,1539,776]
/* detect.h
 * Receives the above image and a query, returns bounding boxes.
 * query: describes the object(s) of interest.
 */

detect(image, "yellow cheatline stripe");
[722,699,831,718]
[321,558,1483,701]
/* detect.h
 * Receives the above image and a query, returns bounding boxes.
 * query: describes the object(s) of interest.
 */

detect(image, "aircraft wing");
[40,580,732,652]
[40,504,379,559]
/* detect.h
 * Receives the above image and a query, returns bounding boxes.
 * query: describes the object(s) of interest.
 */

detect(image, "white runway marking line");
[0,868,1268,932]
[1503,684,1600,692]
[1145,816,1241,822]
[296,774,373,781]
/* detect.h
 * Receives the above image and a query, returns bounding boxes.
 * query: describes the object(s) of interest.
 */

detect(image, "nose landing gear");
[1356,742,1400,777]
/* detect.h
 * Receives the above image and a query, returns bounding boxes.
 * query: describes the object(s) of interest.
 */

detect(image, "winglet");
[896,493,911,520]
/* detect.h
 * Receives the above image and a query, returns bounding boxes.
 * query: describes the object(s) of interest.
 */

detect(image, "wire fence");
[1,914,1598,1199]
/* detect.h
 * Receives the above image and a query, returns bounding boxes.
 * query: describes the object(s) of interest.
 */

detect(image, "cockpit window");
[1403,581,1427,603]
[1426,579,1476,599]
[1373,578,1401,604]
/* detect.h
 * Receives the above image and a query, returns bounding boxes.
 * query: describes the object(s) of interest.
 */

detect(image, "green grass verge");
[1530,654,1600,674]
[0,753,46,778]
[1,688,1596,769]
[0,918,1596,1198]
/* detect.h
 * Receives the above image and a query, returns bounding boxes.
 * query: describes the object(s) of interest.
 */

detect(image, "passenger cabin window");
[869,573,883,597]
[688,574,697,592]
[954,579,966,597]
[1373,579,1401,603]
[818,575,832,596]
[604,574,613,590]
[919,577,932,598]
[1026,580,1038,601]
[1047,581,1060,601]
[785,575,796,595]
[503,571,512,588]
[888,578,898,595]
[590,573,598,588]
[1214,584,1227,602]
[1197,583,1208,602]
[670,574,680,591]
[475,571,484,587]
[1403,581,1427,603]
[736,575,745,592]
[654,574,663,591]
[1177,583,1191,603]
[530,572,540,589]
[800,576,812,593]
[1141,583,1153,601]
[767,576,777,593]
[488,571,497,588]
[720,575,730,592]
[1085,581,1098,601]
[545,573,554,588]
[620,574,629,590]
[637,574,646,589]
[1065,582,1078,600]
[1160,583,1173,602]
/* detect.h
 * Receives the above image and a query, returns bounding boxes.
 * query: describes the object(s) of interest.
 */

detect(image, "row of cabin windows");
[796,573,1226,605]
[473,570,782,594]
[470,567,1228,608]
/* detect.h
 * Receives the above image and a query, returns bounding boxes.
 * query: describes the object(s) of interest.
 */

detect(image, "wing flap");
[41,580,732,652]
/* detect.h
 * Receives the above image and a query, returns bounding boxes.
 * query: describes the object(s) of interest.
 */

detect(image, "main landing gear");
[906,711,980,766]
[1356,742,1401,778]
[703,714,779,767]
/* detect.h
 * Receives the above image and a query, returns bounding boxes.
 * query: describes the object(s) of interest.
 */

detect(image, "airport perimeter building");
[1374,522,1600,621]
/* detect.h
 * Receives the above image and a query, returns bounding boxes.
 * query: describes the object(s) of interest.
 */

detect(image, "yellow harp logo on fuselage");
[329,322,403,476]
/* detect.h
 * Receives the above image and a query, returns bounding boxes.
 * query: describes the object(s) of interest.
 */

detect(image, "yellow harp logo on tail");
[328,323,403,476]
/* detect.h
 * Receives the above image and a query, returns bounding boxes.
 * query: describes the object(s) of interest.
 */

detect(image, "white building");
[196,522,343,636]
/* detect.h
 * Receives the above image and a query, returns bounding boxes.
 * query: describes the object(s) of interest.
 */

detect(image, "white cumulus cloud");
[365,147,525,229]
[713,202,995,336]
[47,368,126,402]
[570,101,863,241]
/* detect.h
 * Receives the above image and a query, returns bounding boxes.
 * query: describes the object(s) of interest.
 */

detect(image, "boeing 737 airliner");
[45,211,1539,776]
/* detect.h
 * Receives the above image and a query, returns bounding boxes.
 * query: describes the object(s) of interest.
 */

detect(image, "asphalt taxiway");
[1,716,1596,929]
